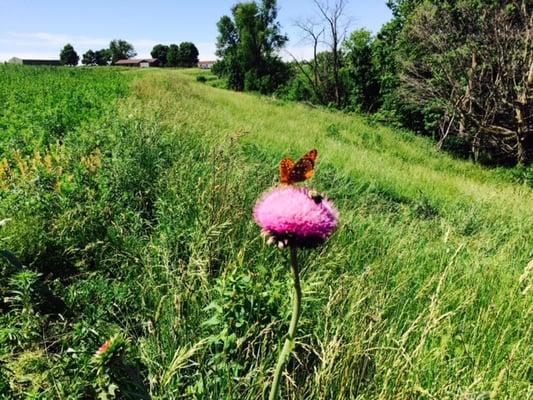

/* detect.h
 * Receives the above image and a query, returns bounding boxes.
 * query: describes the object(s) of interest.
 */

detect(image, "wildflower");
[253,181,339,400]
[92,333,126,366]
[95,339,111,357]
[253,186,338,248]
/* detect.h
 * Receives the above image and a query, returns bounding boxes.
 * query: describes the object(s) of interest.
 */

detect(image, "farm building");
[198,60,216,69]
[8,57,61,66]
[115,58,159,67]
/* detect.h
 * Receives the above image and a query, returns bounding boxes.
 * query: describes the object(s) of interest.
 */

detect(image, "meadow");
[0,65,532,399]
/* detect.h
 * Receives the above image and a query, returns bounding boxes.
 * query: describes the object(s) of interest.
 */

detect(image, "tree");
[398,0,532,164]
[178,42,199,67]
[109,39,136,64]
[215,0,289,93]
[312,0,351,107]
[167,44,180,67]
[81,50,96,66]
[289,19,325,103]
[373,0,424,124]
[386,0,422,21]
[60,43,79,66]
[342,29,380,111]
[94,49,111,66]
[151,44,169,66]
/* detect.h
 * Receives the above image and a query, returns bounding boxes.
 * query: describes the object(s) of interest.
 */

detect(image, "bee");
[308,189,324,204]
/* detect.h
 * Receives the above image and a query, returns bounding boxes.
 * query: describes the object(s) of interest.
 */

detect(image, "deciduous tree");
[81,50,96,66]
[312,0,351,107]
[60,44,79,66]
[399,0,532,164]
[94,49,111,66]
[167,44,180,67]
[151,44,169,66]
[215,0,289,93]
[178,42,199,67]
[109,39,136,64]
[342,29,379,112]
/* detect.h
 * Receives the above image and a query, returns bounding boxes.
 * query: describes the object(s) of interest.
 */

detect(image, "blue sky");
[0,0,392,62]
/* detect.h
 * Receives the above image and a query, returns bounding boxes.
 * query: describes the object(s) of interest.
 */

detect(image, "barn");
[115,58,159,68]
[8,57,61,66]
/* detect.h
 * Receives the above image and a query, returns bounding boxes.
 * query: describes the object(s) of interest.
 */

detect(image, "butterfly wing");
[279,158,295,184]
[288,149,317,184]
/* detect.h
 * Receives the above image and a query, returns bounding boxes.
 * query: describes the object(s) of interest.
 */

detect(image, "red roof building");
[115,58,159,67]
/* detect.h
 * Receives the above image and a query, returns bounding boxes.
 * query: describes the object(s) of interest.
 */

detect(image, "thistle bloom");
[254,185,338,399]
[95,340,111,357]
[253,186,338,248]
[92,333,126,366]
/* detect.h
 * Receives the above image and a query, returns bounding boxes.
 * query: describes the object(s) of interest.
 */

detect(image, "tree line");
[150,43,199,67]
[59,40,199,68]
[59,40,137,66]
[213,0,532,166]
[81,40,137,66]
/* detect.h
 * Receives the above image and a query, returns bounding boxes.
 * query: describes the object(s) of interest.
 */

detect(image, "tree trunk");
[515,34,532,164]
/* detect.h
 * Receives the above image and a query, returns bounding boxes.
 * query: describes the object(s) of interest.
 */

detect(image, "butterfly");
[279,149,318,185]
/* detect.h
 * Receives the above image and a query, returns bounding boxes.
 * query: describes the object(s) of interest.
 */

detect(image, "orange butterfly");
[279,149,318,185]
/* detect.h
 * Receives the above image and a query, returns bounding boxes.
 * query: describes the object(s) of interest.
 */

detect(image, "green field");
[1,66,532,399]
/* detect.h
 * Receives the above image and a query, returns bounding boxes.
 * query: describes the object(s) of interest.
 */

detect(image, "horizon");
[0,0,392,63]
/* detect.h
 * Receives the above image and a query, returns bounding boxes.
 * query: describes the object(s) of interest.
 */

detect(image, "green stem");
[269,246,302,400]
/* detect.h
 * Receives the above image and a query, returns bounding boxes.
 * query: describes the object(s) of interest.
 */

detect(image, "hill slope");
[1,67,531,399]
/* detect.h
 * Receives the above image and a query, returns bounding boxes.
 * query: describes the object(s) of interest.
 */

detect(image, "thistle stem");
[269,246,302,400]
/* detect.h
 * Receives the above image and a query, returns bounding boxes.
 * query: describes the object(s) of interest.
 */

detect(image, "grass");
[0,66,531,399]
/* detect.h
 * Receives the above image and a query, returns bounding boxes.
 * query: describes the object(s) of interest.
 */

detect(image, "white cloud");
[0,33,222,61]
[0,32,163,61]
[0,32,316,62]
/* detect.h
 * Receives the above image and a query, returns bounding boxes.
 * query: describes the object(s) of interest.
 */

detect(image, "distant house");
[198,60,216,69]
[8,57,61,66]
[115,58,159,68]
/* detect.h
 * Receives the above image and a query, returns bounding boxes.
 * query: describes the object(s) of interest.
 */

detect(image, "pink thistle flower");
[253,186,339,248]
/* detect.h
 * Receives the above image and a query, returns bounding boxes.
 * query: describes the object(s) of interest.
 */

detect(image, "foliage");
[82,49,96,66]
[281,0,531,166]
[214,0,289,93]
[59,43,79,66]
[95,49,112,66]
[109,39,136,64]
[167,44,180,67]
[0,66,531,399]
[151,44,169,66]
[398,0,533,165]
[278,51,347,107]
[341,29,380,112]
[177,42,200,67]
[158,42,200,68]
[82,47,116,66]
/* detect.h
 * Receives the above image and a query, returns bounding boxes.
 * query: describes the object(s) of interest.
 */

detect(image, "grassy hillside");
[1,67,532,399]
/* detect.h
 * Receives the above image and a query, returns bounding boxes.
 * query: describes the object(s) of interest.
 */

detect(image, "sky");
[0,1,392,62]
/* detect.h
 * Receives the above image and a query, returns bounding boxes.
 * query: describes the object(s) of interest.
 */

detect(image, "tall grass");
[0,68,531,399]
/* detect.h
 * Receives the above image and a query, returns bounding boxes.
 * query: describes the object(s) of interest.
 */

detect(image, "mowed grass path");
[123,70,532,398]
[170,69,532,223]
